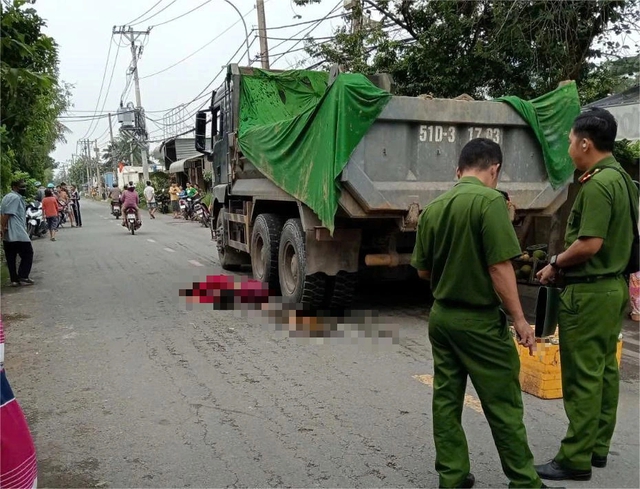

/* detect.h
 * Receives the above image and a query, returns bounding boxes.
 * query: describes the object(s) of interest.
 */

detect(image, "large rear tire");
[278,218,326,306]
[325,271,358,309]
[251,214,284,292]
[216,209,244,271]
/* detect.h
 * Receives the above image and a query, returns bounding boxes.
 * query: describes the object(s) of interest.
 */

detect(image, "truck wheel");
[278,218,326,306]
[251,214,284,292]
[325,271,358,309]
[216,209,244,271]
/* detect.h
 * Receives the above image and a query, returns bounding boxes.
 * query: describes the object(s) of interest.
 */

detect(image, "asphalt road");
[2,200,639,488]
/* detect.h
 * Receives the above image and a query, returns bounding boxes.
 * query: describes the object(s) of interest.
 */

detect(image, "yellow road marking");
[413,374,484,414]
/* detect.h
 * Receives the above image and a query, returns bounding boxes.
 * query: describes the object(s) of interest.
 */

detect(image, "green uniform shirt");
[411,176,521,308]
[564,155,637,278]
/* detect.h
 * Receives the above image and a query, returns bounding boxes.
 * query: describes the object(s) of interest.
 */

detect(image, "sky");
[34,0,347,166]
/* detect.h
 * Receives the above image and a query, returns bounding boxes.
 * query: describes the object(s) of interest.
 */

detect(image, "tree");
[102,135,142,169]
[578,55,639,105]
[0,0,70,192]
[296,0,639,99]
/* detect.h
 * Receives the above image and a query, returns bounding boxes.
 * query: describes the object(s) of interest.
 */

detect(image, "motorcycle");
[111,200,122,219]
[25,201,47,238]
[123,206,141,235]
[192,196,210,228]
[156,190,170,214]
[57,199,68,228]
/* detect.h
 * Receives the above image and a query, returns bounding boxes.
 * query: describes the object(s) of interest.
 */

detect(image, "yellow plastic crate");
[513,327,623,400]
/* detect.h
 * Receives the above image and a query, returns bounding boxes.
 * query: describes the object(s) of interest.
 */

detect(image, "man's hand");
[513,318,535,355]
[536,264,557,285]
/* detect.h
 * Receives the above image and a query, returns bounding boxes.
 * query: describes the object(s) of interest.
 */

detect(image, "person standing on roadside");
[0,180,35,287]
[41,189,60,241]
[69,185,82,227]
[169,182,180,219]
[411,139,545,489]
[535,108,638,481]
[143,181,157,219]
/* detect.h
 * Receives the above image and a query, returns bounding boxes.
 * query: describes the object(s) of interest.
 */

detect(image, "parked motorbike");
[57,199,68,228]
[193,196,210,228]
[123,206,141,235]
[156,190,170,214]
[25,201,47,238]
[111,200,122,219]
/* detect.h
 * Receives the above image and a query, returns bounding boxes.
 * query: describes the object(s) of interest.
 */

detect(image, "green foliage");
[150,172,170,191]
[202,192,212,208]
[1,0,71,192]
[614,139,640,178]
[102,135,142,168]
[578,55,639,105]
[297,0,639,99]
[8,170,38,200]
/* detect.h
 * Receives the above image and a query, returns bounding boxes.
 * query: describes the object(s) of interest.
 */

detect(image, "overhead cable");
[124,0,163,26]
[141,6,255,80]
[131,0,178,26]
[149,0,212,28]
[85,41,122,139]
[261,12,344,31]
[270,0,342,67]
[79,38,114,140]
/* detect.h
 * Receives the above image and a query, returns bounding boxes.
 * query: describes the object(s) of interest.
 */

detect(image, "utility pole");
[113,26,151,182]
[256,0,270,69]
[94,144,102,200]
[108,112,116,188]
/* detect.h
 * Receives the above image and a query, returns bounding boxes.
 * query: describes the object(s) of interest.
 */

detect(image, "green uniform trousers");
[555,276,628,471]
[428,302,542,488]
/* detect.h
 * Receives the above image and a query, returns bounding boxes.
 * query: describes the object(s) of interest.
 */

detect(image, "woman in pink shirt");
[120,184,140,226]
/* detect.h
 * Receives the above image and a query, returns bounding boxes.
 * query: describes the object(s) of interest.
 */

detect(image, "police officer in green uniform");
[412,138,545,489]
[536,108,637,481]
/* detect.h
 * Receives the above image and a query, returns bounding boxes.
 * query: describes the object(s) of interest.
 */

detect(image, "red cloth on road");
[0,316,38,489]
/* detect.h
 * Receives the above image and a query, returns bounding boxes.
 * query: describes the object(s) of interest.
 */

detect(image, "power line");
[79,38,113,140]
[124,0,163,26]
[131,0,178,26]
[148,37,257,139]
[270,0,342,67]
[85,40,122,139]
[141,6,255,80]
[262,12,344,31]
[149,0,211,28]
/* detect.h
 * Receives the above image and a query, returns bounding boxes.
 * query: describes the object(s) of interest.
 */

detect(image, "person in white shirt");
[143,181,157,219]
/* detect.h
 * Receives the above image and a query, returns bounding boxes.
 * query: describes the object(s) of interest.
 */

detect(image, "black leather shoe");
[591,454,607,468]
[460,473,475,488]
[535,460,591,481]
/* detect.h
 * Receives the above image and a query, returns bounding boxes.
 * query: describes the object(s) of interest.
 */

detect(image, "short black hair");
[458,138,503,172]
[146,180,151,186]
[11,179,25,189]
[572,107,617,152]
[45,189,53,197]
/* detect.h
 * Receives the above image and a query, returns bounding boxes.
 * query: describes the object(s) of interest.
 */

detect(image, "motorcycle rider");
[109,183,122,215]
[34,182,46,202]
[121,182,140,226]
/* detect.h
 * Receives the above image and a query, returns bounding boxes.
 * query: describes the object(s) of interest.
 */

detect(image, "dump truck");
[194,64,578,307]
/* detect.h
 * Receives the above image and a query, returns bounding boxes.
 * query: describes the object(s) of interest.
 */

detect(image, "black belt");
[435,299,499,311]
[562,273,623,285]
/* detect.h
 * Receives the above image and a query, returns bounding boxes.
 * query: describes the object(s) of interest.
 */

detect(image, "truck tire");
[216,209,244,271]
[325,271,358,309]
[278,218,326,306]
[251,214,284,292]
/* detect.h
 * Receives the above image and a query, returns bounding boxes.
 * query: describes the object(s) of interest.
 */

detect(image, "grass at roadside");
[1,261,9,286]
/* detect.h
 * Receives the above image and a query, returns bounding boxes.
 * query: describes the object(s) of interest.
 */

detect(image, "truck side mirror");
[195,111,208,152]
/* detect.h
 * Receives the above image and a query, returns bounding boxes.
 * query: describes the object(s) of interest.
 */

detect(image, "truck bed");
[340,96,568,216]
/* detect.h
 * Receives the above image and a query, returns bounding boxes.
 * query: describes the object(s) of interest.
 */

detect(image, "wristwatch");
[550,254,560,270]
